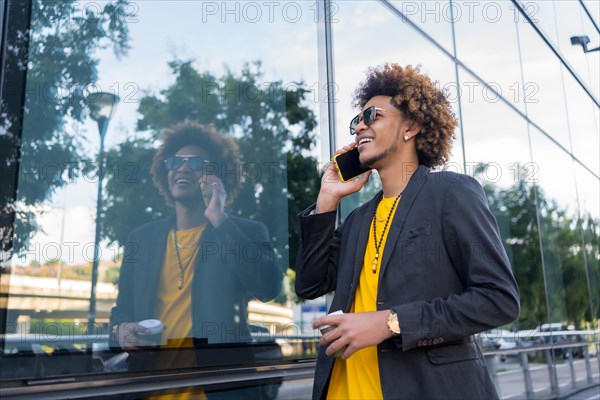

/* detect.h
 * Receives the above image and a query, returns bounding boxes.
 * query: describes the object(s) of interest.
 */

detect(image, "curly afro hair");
[352,64,457,168]
[151,121,241,207]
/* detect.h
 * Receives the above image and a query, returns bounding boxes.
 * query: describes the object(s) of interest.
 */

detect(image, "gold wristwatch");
[387,311,401,336]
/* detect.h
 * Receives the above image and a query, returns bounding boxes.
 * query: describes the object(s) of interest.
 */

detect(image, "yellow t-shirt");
[327,196,400,400]
[148,225,206,400]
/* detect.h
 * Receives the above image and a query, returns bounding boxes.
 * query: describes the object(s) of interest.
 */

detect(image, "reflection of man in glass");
[109,121,283,369]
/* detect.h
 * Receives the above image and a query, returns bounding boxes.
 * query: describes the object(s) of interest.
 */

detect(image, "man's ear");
[403,123,422,142]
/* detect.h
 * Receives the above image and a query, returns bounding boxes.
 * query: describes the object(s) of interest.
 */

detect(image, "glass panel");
[529,126,590,334]
[573,164,600,335]
[562,67,600,175]
[2,0,322,384]
[456,68,546,336]
[582,0,600,23]
[517,16,572,153]
[456,67,536,398]
[526,0,560,46]
[453,0,526,114]
[553,0,600,97]
[388,0,453,53]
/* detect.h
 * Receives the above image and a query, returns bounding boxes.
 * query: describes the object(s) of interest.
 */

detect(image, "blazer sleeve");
[108,231,138,348]
[294,204,342,299]
[393,176,520,351]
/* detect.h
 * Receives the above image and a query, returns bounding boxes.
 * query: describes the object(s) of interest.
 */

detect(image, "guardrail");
[2,331,599,399]
[478,330,599,399]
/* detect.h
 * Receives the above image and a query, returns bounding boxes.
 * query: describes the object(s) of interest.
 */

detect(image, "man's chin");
[360,155,382,169]
[172,194,204,206]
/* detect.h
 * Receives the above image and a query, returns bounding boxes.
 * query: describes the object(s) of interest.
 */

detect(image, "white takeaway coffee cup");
[137,319,164,344]
[319,310,346,357]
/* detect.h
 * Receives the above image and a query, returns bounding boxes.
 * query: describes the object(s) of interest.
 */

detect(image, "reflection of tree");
[475,163,599,329]
[6,1,131,253]
[102,61,320,275]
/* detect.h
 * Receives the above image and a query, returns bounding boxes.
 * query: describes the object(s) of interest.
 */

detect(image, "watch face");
[388,313,400,334]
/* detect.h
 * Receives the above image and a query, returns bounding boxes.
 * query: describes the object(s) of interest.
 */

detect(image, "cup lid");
[138,319,164,335]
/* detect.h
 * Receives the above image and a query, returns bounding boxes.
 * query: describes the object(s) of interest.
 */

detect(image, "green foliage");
[285,268,303,305]
[102,139,169,246]
[102,60,320,274]
[476,163,600,329]
[12,0,131,253]
[104,265,121,285]
[46,258,61,266]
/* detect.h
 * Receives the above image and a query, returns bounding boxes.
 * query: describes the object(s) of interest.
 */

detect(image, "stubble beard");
[360,128,403,169]
[171,188,204,209]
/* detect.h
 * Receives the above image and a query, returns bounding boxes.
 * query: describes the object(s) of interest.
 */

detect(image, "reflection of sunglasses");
[349,106,401,135]
[164,156,210,171]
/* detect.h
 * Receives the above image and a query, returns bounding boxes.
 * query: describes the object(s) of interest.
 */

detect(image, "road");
[497,357,599,399]
[563,386,600,400]
[274,357,599,400]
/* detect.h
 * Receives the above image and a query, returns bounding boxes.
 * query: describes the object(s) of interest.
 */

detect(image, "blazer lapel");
[346,194,380,311]
[143,215,173,317]
[378,165,430,279]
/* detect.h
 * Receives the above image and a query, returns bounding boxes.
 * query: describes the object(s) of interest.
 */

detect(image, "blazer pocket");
[405,224,432,239]
[426,342,479,365]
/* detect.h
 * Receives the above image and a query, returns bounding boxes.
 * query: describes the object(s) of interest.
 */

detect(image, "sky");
[11,0,600,267]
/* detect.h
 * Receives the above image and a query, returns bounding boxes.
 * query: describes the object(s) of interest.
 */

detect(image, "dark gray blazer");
[295,165,520,400]
[110,214,283,346]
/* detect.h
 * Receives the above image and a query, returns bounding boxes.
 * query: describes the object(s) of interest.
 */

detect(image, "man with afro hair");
[295,64,519,399]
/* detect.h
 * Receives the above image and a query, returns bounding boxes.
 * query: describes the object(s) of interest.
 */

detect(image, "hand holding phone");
[200,182,213,207]
[316,145,372,213]
[333,147,371,182]
[199,177,227,227]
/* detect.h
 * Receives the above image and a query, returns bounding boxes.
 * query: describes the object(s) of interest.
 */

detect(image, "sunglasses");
[349,106,402,135]
[164,155,210,172]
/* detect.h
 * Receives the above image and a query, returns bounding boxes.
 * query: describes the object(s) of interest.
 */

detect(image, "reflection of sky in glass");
[457,68,532,189]
[15,1,323,265]
[13,0,599,266]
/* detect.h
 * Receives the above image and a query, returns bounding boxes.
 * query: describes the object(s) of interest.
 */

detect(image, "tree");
[475,163,599,329]
[6,0,131,254]
[102,60,320,273]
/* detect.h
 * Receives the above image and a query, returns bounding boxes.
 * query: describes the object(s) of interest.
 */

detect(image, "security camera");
[570,36,590,46]
[570,35,599,53]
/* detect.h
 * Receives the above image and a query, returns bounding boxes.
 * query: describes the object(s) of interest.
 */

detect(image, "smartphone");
[333,147,370,182]
[200,182,212,207]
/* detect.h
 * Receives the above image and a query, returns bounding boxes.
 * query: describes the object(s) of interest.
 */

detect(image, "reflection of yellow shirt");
[328,196,400,400]
[149,225,206,400]
[155,225,205,343]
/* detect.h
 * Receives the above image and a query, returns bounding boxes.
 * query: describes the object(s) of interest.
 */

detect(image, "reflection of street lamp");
[86,92,119,333]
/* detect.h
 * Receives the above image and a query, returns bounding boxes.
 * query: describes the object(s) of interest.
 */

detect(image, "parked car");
[535,323,588,359]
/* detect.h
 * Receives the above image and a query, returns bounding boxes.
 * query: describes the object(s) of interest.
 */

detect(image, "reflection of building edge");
[247,300,293,328]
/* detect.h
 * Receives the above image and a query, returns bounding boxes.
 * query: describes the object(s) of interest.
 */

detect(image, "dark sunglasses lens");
[364,107,377,125]
[187,157,206,171]
[165,157,182,170]
[164,156,207,171]
[349,115,360,134]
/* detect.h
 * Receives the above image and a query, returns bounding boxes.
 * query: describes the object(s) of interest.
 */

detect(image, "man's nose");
[354,118,368,134]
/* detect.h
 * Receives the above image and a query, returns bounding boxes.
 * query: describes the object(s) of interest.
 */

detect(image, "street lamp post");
[86,92,119,335]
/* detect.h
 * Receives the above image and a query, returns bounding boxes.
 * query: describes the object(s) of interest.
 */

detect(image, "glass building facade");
[1,0,598,398]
